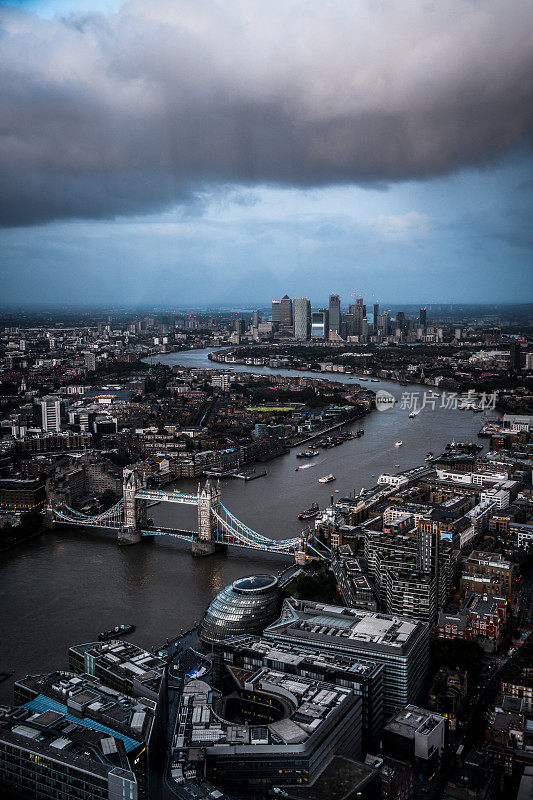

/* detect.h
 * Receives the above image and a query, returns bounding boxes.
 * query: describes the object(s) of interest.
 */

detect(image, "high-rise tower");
[328,294,341,335]
[294,298,311,340]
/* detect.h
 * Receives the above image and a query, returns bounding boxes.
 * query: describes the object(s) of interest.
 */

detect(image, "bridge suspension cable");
[52,499,125,527]
[212,506,300,553]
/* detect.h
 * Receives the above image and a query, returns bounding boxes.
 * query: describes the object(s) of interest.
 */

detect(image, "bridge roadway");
[142,526,301,553]
[134,488,197,505]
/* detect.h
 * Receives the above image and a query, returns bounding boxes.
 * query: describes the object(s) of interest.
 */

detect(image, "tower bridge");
[49,467,325,563]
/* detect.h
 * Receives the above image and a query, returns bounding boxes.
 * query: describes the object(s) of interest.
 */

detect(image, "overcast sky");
[1,0,533,307]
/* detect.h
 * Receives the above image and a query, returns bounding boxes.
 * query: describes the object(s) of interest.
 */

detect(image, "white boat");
[395,440,403,447]
[409,410,420,418]
[318,474,336,483]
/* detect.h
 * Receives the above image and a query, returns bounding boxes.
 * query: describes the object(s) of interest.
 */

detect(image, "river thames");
[0,348,492,701]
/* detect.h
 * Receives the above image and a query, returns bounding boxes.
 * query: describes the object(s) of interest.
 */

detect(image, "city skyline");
[1,0,533,306]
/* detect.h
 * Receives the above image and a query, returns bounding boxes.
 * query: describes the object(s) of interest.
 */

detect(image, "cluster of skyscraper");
[271,294,427,342]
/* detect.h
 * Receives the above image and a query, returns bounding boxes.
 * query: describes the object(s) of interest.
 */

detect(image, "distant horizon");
[1,301,532,314]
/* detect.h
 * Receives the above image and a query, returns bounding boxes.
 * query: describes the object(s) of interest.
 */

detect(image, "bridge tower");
[118,467,143,545]
[192,479,221,557]
[295,531,308,565]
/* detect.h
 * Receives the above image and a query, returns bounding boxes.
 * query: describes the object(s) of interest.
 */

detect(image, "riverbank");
[0,522,46,553]
[289,412,367,447]
[207,345,427,388]
[145,347,426,396]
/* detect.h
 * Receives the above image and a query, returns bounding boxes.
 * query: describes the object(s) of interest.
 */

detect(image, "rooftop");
[275,755,377,800]
[465,551,513,570]
[232,574,277,593]
[16,671,156,747]
[264,598,427,655]
[218,635,383,680]
[70,640,167,692]
[174,665,356,755]
[384,704,445,740]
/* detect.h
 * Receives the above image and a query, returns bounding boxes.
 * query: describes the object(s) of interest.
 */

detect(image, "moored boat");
[98,624,135,642]
[298,503,320,520]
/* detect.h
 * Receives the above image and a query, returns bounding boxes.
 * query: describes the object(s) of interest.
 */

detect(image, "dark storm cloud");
[1,0,533,226]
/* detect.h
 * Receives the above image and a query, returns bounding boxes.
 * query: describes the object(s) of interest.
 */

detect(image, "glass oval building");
[200,574,279,644]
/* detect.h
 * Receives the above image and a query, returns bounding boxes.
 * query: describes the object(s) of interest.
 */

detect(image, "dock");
[478,421,501,437]
[203,468,267,481]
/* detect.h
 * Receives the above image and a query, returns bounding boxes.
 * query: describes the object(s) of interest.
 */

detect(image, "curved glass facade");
[200,574,279,644]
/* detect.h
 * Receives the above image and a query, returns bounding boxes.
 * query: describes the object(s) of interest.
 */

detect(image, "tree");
[430,636,484,680]
[100,490,119,510]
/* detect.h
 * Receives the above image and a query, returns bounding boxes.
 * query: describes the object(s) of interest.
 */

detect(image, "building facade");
[293,298,311,341]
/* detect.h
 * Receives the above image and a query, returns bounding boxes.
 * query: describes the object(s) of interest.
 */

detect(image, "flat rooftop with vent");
[262,598,429,715]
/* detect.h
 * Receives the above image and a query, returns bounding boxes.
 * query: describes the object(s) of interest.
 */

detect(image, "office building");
[171,669,362,795]
[293,298,311,341]
[419,307,427,327]
[69,640,166,700]
[215,634,384,745]
[41,395,62,432]
[252,309,260,328]
[1,668,159,800]
[379,310,390,336]
[280,294,293,328]
[382,705,445,776]
[349,300,365,336]
[0,706,139,800]
[271,299,282,325]
[0,477,46,512]
[311,310,328,339]
[385,570,437,624]
[460,551,515,599]
[373,302,379,332]
[200,575,279,644]
[429,668,468,732]
[263,599,429,715]
[509,341,521,371]
[396,311,406,335]
[84,351,96,372]
[502,670,533,716]
[272,758,380,800]
[343,313,354,337]
[328,294,341,335]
